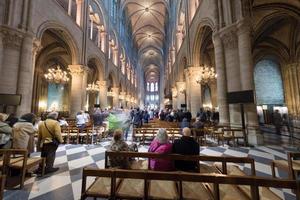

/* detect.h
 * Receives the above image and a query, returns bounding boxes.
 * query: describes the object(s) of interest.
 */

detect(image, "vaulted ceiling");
[121,0,169,83]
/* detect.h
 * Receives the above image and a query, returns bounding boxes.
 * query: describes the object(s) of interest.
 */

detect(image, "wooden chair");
[0,149,45,188]
[61,127,70,144]
[69,126,80,144]
[271,152,300,180]
[192,128,206,145]
[0,175,5,200]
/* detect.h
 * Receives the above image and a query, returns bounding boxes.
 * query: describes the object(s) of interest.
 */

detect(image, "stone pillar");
[112,87,119,108]
[213,33,230,124]
[113,48,118,66]
[176,82,186,110]
[0,29,22,95]
[185,67,202,118]
[69,65,84,117]
[98,81,107,108]
[283,63,300,116]
[171,87,178,110]
[237,21,262,145]
[76,0,84,27]
[16,34,34,116]
[100,31,106,52]
[68,0,72,16]
[81,66,90,110]
[0,32,4,80]
[220,28,242,126]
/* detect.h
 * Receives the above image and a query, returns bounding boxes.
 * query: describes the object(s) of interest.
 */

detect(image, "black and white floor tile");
[4,133,300,200]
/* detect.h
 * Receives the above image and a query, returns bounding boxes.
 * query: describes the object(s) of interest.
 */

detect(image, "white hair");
[47,112,59,120]
[156,128,168,144]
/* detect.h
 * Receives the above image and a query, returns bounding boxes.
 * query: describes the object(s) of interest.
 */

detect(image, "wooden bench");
[103,151,294,199]
[133,128,182,144]
[217,128,246,146]
[81,168,300,200]
[271,152,300,180]
[0,149,45,188]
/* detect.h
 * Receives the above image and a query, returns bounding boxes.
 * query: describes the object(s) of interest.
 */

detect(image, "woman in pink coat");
[148,128,174,171]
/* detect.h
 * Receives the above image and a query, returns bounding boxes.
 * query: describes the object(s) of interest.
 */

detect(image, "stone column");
[185,67,202,118]
[220,27,242,126]
[16,34,34,116]
[213,33,230,124]
[237,21,263,145]
[69,65,84,117]
[112,87,119,108]
[81,66,90,110]
[68,0,72,16]
[176,82,186,110]
[113,48,118,66]
[76,0,84,27]
[171,87,178,110]
[0,32,4,81]
[100,31,106,52]
[0,29,22,95]
[98,81,107,108]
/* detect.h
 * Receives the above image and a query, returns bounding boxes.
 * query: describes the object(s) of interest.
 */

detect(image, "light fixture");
[196,65,217,85]
[86,81,100,93]
[44,65,70,84]
[147,34,152,38]
[145,7,149,12]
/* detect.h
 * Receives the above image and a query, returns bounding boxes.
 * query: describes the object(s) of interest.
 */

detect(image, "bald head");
[182,127,191,136]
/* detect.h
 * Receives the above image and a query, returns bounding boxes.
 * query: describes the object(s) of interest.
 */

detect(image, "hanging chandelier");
[44,65,70,84]
[196,65,217,85]
[86,81,100,93]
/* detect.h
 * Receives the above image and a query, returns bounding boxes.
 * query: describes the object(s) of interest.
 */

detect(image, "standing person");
[172,127,199,172]
[93,108,104,141]
[185,110,192,123]
[12,113,37,155]
[180,118,190,129]
[273,110,283,135]
[143,110,150,124]
[76,111,86,133]
[0,113,12,149]
[37,112,63,174]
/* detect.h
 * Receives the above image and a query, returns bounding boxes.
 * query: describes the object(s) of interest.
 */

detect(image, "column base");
[247,127,264,146]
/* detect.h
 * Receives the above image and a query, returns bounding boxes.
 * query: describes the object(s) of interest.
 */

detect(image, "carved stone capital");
[98,80,107,87]
[237,19,252,36]
[33,38,42,54]
[68,65,84,75]
[1,29,23,49]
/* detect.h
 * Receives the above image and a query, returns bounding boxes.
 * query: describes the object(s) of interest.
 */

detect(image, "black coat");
[172,136,199,172]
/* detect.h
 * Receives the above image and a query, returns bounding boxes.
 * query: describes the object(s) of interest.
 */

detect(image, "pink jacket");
[148,139,174,171]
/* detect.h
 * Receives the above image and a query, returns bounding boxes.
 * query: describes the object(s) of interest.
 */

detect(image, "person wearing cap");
[12,113,37,155]
[0,113,12,149]
[172,127,199,172]
[37,112,63,174]
[148,128,174,171]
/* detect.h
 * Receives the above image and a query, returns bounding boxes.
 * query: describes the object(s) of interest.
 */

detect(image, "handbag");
[44,121,60,146]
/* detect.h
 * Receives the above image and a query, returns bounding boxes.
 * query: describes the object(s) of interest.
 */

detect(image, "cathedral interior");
[0,0,300,199]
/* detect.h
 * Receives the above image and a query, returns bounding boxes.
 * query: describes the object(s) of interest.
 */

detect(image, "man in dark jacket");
[172,127,199,172]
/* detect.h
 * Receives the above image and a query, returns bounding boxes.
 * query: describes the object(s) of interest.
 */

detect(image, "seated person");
[148,128,174,171]
[109,129,130,169]
[59,117,69,127]
[192,117,204,129]
[172,127,199,172]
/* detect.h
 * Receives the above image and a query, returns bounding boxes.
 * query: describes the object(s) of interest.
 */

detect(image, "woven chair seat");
[134,134,143,137]
[10,157,43,168]
[200,164,248,200]
[148,180,178,200]
[86,177,115,197]
[130,160,148,170]
[273,160,300,171]
[0,157,24,167]
[182,181,213,200]
[116,178,144,199]
[218,164,281,200]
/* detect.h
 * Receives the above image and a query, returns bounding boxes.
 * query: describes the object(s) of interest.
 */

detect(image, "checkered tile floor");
[4,134,299,200]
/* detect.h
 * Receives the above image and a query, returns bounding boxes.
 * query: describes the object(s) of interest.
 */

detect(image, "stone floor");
[3,131,300,200]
